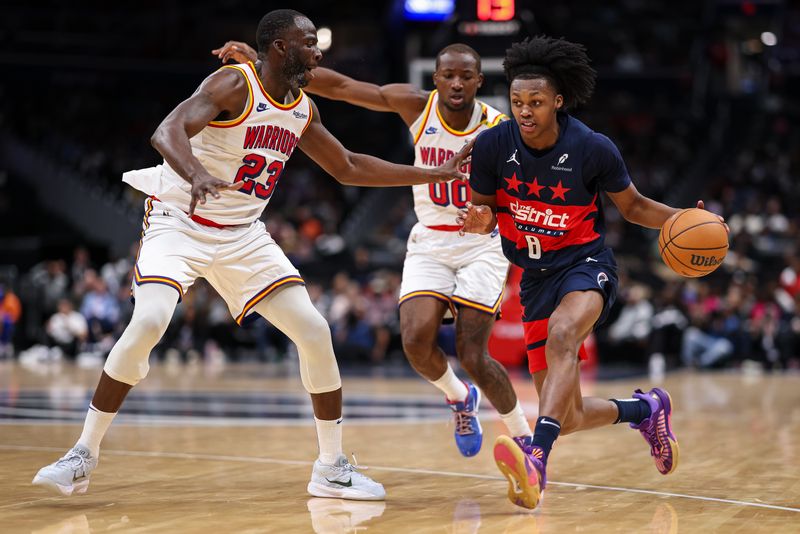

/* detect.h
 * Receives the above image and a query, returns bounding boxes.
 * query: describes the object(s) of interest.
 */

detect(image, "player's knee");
[303,310,332,342]
[401,330,434,361]
[135,313,171,345]
[547,320,581,358]
[456,344,485,376]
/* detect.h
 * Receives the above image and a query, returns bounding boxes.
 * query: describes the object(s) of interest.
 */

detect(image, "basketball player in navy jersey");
[457,37,726,509]
[212,41,533,457]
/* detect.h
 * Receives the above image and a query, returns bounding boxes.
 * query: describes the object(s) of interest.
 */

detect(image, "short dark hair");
[503,36,596,109]
[256,9,307,53]
[436,43,481,72]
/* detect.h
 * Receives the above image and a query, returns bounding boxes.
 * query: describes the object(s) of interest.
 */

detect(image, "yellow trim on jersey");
[435,100,488,137]
[134,265,184,298]
[398,290,457,317]
[489,114,509,127]
[412,91,437,145]
[451,289,504,315]
[208,65,254,128]
[235,275,305,325]
[301,100,314,135]
[247,61,305,110]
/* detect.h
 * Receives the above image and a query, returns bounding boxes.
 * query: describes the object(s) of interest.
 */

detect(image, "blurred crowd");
[8,242,407,367]
[1,1,798,373]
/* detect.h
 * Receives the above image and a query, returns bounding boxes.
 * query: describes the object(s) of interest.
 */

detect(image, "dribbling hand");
[189,174,244,217]
[430,138,476,183]
[456,201,493,236]
[695,200,730,234]
[212,41,258,64]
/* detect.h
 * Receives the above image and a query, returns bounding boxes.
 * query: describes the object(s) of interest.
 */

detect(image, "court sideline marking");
[2,444,798,514]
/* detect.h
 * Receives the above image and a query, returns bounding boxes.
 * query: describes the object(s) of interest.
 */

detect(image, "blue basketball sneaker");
[448,383,483,457]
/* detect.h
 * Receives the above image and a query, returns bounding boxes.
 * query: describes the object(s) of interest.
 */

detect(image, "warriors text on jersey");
[470,113,632,274]
[409,90,507,227]
[123,62,313,225]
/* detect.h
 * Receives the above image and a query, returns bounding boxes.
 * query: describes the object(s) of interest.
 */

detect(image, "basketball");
[659,208,728,277]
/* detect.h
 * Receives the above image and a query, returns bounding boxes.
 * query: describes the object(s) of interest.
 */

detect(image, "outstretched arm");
[606,183,679,229]
[304,69,428,126]
[299,99,471,186]
[212,41,428,126]
[150,69,245,215]
[608,186,728,231]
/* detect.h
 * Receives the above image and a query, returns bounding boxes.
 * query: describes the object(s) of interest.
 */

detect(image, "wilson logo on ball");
[689,255,722,267]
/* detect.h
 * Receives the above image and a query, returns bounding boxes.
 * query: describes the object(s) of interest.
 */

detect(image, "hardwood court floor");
[0,361,799,533]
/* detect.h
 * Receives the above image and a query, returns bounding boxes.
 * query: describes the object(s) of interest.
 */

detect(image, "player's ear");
[555,94,564,111]
[477,72,484,89]
[272,38,286,56]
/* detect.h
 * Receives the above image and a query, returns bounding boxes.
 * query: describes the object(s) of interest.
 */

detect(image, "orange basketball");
[658,208,728,278]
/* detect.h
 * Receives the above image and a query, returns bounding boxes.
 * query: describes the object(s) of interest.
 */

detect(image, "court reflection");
[307,498,386,533]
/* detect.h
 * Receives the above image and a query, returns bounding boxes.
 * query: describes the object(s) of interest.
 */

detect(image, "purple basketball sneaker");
[493,435,546,509]
[630,388,680,475]
[448,383,483,457]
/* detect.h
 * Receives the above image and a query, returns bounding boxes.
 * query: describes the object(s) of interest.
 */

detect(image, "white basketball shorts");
[399,222,509,315]
[133,198,303,325]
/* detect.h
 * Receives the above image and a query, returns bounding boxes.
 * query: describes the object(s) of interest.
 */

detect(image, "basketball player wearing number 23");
[457,36,729,510]
[32,9,471,502]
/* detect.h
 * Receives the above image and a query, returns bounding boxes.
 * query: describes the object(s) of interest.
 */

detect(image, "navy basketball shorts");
[519,248,619,374]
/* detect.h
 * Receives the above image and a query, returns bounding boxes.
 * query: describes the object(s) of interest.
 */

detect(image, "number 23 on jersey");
[234,154,283,200]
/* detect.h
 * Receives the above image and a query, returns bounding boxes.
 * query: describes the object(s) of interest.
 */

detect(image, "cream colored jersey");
[408,91,507,227]
[123,62,313,225]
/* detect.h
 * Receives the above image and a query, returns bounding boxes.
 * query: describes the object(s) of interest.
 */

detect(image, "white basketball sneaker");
[32,444,97,496]
[307,455,386,501]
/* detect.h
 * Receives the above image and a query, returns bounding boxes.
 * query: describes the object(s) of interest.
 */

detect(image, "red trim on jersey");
[247,62,305,110]
[425,224,462,232]
[150,196,233,229]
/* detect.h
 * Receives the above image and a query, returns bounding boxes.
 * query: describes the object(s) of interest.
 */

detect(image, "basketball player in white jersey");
[213,41,533,456]
[32,10,471,501]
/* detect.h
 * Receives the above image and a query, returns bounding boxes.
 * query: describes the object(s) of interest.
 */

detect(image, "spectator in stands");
[0,283,22,358]
[46,298,88,360]
[79,271,119,347]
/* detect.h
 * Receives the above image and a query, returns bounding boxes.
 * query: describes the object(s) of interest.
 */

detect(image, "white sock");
[499,401,533,438]
[77,404,116,457]
[315,416,343,465]
[431,364,469,402]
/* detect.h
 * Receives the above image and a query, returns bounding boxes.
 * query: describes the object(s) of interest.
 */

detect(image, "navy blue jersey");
[470,114,631,275]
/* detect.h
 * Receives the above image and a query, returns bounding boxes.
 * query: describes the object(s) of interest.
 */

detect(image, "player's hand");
[456,201,493,236]
[212,41,258,64]
[189,173,244,217]
[696,200,730,234]
[430,138,476,183]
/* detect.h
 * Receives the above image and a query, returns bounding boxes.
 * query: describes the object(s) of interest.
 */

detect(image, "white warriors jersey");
[408,90,507,227]
[123,62,313,225]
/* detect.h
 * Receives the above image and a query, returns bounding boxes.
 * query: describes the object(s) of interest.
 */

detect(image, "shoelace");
[56,450,89,475]
[454,410,476,435]
[342,453,369,473]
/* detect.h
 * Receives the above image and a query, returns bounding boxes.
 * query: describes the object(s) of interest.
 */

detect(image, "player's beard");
[283,48,309,89]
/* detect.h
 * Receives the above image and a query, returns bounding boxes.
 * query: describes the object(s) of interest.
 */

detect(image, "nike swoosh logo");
[325,477,352,487]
